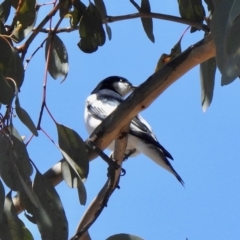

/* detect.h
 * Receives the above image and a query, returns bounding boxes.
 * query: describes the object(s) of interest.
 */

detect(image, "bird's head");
[91,76,137,97]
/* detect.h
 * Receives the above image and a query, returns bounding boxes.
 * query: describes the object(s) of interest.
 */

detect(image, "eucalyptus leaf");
[61,161,87,205]
[0,191,33,240]
[59,0,71,18]
[0,0,11,23]
[15,97,38,136]
[56,123,89,181]
[12,8,38,43]
[178,0,205,32]
[46,35,69,82]
[141,0,154,42]
[105,23,112,40]
[0,71,15,105]
[0,35,24,89]
[210,0,234,72]
[155,38,182,72]
[200,57,216,111]
[94,0,107,19]
[13,0,36,29]
[32,170,68,240]
[78,2,105,53]
[204,0,214,13]
[106,233,144,240]
[8,122,23,141]
[0,180,5,224]
[222,15,240,85]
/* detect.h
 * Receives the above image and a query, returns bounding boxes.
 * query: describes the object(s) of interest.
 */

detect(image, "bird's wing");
[87,92,122,120]
[130,115,174,160]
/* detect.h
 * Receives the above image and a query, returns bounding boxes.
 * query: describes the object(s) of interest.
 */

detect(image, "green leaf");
[106,233,144,240]
[61,161,87,205]
[15,97,38,136]
[78,2,105,53]
[0,191,33,240]
[67,0,86,27]
[12,8,38,43]
[32,170,68,240]
[200,57,216,111]
[204,0,214,13]
[178,0,205,32]
[0,71,15,105]
[46,35,69,82]
[0,132,35,206]
[10,0,19,8]
[0,132,22,191]
[94,0,107,19]
[0,0,11,23]
[0,180,5,224]
[59,0,71,18]
[8,122,23,141]
[56,123,89,181]
[222,15,240,85]
[155,38,182,72]
[14,0,36,29]
[210,0,234,72]
[0,35,24,90]
[105,23,112,40]
[140,0,154,42]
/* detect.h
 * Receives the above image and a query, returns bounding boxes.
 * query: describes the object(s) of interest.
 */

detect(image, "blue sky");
[10,1,240,239]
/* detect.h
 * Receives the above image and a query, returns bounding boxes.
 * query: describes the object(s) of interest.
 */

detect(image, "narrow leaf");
[106,233,144,240]
[56,123,89,181]
[155,38,182,72]
[178,0,205,32]
[61,161,87,205]
[222,15,240,85]
[0,132,22,191]
[94,0,107,19]
[0,191,33,240]
[14,0,36,29]
[0,35,24,89]
[78,2,105,53]
[140,0,154,42]
[200,57,216,111]
[210,0,234,72]
[0,0,11,23]
[12,8,38,43]
[0,72,15,105]
[204,0,214,13]
[105,23,112,40]
[0,180,5,224]
[15,97,38,136]
[32,170,68,240]
[46,35,69,82]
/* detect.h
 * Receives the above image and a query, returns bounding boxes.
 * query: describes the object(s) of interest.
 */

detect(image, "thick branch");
[39,12,208,34]
[13,35,216,214]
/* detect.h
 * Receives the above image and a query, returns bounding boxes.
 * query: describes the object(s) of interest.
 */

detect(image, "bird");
[84,76,184,186]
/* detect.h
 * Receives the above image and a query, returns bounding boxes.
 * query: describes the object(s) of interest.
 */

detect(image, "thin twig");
[38,11,209,34]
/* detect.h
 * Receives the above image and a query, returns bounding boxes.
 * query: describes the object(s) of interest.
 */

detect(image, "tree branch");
[71,125,129,240]
[13,35,215,216]
[38,11,209,34]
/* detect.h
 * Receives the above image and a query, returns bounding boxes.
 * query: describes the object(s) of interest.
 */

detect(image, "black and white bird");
[84,76,184,185]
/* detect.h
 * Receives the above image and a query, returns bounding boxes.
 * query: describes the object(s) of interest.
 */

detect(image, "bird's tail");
[139,142,184,186]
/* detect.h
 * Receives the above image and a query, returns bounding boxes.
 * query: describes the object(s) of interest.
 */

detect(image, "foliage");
[0,0,239,239]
